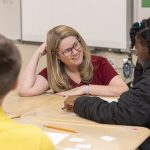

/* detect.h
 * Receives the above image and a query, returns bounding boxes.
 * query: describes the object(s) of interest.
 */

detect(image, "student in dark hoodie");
[130,18,146,85]
[64,18,150,150]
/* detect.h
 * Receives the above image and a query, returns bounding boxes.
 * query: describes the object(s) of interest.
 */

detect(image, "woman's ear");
[57,54,61,60]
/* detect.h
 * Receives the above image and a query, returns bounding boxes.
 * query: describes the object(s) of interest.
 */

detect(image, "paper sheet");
[45,131,69,145]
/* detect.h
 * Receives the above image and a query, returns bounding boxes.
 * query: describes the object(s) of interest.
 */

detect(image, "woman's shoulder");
[91,55,108,65]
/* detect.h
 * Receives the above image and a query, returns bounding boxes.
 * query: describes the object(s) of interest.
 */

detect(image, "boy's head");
[135,28,150,65]
[130,18,150,65]
[0,34,21,99]
[130,18,150,49]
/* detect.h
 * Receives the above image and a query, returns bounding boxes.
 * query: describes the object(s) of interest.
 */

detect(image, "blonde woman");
[18,25,128,97]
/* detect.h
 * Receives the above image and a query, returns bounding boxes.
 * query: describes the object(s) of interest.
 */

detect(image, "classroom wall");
[0,0,20,40]
[0,0,133,50]
[134,0,150,22]
[0,0,150,49]
[21,0,132,49]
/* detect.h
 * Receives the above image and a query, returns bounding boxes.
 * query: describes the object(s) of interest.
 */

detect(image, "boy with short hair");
[0,34,54,150]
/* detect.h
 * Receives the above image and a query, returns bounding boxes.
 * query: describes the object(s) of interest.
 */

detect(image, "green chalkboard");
[142,0,150,7]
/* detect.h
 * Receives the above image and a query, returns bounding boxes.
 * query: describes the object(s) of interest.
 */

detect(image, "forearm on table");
[88,84,128,97]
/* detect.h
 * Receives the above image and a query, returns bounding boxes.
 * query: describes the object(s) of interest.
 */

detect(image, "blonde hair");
[46,25,93,92]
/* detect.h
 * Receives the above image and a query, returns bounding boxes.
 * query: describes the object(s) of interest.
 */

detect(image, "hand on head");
[37,42,47,56]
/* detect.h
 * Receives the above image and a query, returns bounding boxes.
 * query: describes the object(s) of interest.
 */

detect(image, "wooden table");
[3,91,150,150]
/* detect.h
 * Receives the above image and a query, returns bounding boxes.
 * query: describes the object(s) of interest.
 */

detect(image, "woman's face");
[135,38,150,66]
[57,36,84,68]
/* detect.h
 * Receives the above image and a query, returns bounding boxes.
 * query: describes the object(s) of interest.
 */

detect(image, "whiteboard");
[0,0,20,40]
[21,0,132,49]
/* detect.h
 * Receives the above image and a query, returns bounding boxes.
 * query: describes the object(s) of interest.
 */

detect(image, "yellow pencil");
[43,124,78,133]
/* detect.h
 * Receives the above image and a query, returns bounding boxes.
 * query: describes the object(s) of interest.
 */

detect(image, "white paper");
[45,131,69,145]
[64,148,80,150]
[75,143,91,149]
[100,136,116,141]
[69,137,85,142]
[101,97,118,103]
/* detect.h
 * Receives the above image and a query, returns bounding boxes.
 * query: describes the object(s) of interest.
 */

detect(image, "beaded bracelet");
[84,85,89,95]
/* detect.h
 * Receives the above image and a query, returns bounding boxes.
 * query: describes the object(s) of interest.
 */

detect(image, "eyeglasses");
[57,41,81,57]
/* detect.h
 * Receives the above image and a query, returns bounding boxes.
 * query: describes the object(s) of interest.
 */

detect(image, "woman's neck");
[65,66,81,84]
[65,65,79,73]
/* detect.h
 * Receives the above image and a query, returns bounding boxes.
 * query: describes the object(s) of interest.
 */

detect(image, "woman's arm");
[17,43,49,97]
[56,75,128,97]
[88,75,128,97]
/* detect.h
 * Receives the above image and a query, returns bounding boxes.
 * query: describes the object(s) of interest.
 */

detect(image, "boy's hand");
[63,96,78,111]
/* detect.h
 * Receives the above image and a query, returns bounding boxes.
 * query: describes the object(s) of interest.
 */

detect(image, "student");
[130,19,148,85]
[0,34,54,150]
[18,25,128,97]
[63,18,150,149]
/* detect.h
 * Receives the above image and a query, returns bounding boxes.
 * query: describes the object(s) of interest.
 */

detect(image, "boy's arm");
[73,93,150,126]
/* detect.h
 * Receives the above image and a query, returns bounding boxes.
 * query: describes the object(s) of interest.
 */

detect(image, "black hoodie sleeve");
[74,65,150,127]
[74,90,150,127]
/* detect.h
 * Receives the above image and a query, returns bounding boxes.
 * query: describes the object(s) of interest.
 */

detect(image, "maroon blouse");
[39,55,118,87]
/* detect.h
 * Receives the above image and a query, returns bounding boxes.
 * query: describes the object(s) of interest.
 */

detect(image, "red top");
[39,55,118,88]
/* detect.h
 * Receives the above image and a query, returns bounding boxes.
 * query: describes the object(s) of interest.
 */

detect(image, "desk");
[3,91,150,150]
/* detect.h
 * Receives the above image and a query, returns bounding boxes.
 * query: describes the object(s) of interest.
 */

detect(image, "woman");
[18,25,128,97]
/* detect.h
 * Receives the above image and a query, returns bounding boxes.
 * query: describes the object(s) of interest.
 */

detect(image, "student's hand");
[36,42,47,57]
[56,86,84,96]
[63,96,78,111]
